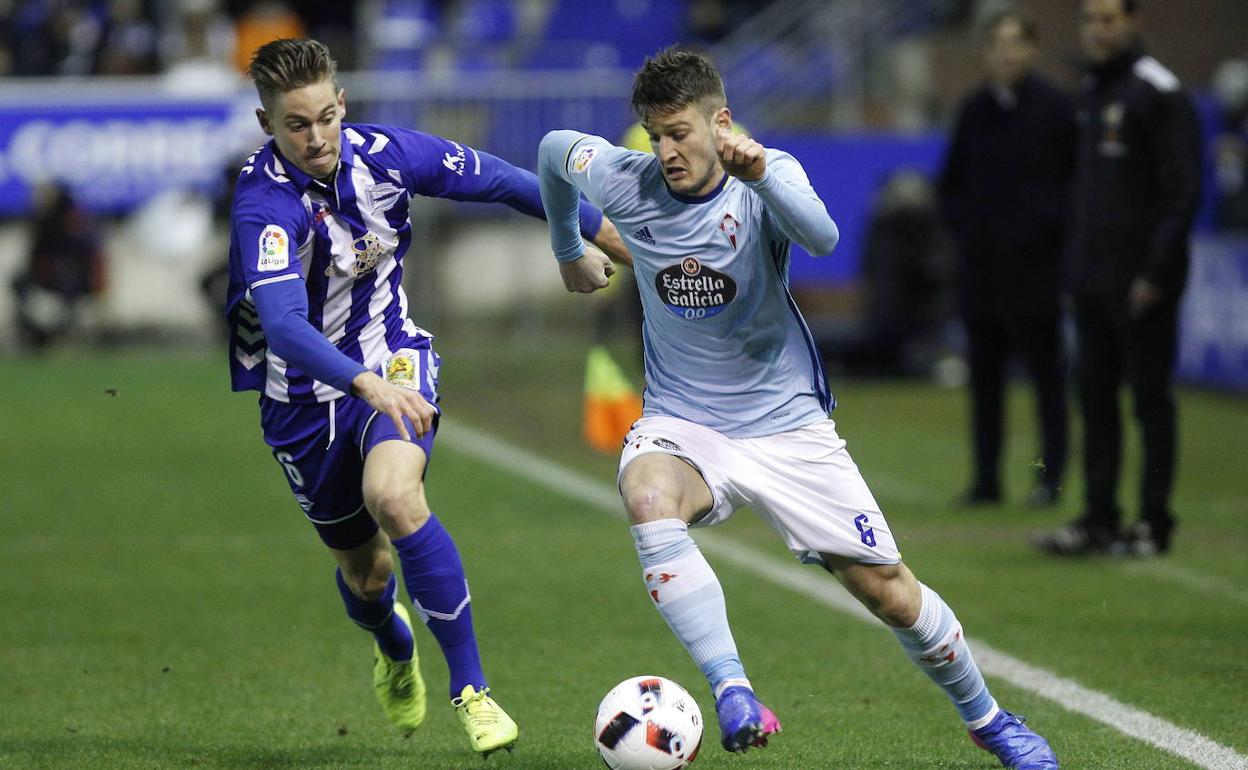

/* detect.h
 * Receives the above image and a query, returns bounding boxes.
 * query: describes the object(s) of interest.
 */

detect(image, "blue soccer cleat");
[714,685,782,753]
[969,709,1059,769]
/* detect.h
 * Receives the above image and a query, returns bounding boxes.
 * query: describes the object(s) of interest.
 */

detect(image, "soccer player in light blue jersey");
[224,38,623,757]
[539,48,1059,769]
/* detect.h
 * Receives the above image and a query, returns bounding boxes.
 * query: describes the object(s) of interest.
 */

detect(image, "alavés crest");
[655,257,738,320]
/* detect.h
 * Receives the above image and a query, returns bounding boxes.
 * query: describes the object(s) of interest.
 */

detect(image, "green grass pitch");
[1,337,1245,769]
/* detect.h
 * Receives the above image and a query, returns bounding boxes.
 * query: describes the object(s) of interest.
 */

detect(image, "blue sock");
[335,570,414,662]
[632,519,750,699]
[391,514,485,698]
[892,583,997,726]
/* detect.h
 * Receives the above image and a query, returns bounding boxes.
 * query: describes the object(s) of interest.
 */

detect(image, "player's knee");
[621,482,678,524]
[840,562,921,628]
[364,481,430,534]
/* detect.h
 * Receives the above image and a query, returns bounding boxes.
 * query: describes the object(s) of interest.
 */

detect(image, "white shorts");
[618,415,901,565]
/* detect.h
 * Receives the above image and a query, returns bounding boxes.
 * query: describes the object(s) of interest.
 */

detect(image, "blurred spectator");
[231,0,304,73]
[1032,0,1201,558]
[938,8,1074,508]
[94,0,159,75]
[4,1,75,76]
[159,0,239,93]
[823,169,953,377]
[11,183,106,350]
[1210,56,1248,231]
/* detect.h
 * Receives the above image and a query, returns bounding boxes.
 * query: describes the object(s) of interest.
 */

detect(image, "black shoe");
[1029,521,1117,556]
[1119,520,1174,557]
[1025,484,1060,509]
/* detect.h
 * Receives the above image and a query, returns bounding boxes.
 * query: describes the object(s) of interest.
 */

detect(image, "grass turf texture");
[1,335,1245,769]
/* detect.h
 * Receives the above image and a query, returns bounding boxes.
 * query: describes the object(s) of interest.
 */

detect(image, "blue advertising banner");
[0,85,262,215]
[1178,236,1248,391]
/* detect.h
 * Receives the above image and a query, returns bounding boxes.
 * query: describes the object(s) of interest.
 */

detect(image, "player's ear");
[335,87,347,120]
[714,106,732,134]
[256,107,273,137]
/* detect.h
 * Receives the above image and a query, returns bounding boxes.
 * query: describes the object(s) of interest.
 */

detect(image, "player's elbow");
[806,220,840,257]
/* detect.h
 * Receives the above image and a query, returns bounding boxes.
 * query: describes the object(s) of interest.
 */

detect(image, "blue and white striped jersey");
[226,122,595,402]
[539,131,839,438]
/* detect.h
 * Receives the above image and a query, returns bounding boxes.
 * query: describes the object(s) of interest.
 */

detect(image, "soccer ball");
[594,675,703,770]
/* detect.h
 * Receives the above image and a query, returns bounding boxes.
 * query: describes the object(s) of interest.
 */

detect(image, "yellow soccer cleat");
[373,603,426,734]
[452,684,519,756]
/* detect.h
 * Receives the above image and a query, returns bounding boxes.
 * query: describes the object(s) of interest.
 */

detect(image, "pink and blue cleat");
[970,709,1059,769]
[714,685,782,753]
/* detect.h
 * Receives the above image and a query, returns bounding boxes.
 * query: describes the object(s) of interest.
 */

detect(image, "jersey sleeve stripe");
[249,273,301,291]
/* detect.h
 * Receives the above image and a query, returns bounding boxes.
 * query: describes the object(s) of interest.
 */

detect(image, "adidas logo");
[632,225,656,245]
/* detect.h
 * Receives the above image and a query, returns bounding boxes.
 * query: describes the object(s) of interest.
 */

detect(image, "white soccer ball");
[594,675,704,770]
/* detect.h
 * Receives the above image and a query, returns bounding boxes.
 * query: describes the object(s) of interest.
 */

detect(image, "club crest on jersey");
[257,225,289,271]
[384,351,420,390]
[365,182,404,213]
[655,256,738,320]
[719,212,741,249]
[325,230,390,278]
[571,145,597,173]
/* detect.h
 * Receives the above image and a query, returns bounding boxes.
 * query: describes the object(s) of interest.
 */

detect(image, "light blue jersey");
[539,131,840,438]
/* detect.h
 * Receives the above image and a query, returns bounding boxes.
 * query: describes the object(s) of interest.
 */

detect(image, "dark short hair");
[630,47,726,120]
[982,8,1039,43]
[248,38,338,110]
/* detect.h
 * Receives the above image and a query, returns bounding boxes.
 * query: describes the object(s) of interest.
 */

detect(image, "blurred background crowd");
[0,0,1245,397]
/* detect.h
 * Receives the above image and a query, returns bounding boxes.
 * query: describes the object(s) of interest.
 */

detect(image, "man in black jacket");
[1033,0,1201,557]
[939,9,1074,508]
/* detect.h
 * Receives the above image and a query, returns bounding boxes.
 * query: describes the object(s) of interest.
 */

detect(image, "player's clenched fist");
[717,128,765,182]
[559,246,615,293]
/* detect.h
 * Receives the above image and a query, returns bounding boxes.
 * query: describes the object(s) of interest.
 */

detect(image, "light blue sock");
[631,519,749,698]
[892,583,997,726]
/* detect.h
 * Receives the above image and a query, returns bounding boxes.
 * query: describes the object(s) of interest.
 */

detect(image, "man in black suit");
[939,9,1075,508]
[1032,0,1201,557]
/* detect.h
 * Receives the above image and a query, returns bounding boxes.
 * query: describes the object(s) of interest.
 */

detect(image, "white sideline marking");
[440,420,1248,770]
[1122,562,1248,608]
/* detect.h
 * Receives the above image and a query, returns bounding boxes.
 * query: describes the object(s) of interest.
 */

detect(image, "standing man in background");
[1033,0,1201,557]
[939,8,1075,508]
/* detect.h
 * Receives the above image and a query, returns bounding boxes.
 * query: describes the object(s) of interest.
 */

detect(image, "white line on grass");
[1120,561,1248,608]
[440,420,1248,770]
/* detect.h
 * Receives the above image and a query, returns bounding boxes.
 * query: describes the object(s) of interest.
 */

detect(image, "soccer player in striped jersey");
[224,38,621,757]
[538,48,1059,769]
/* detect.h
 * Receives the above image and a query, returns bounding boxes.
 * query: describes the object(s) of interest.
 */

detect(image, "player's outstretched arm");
[251,278,367,391]
[718,130,839,256]
[252,279,433,440]
[539,129,615,293]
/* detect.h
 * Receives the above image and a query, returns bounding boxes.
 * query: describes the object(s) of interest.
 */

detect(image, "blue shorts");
[259,349,441,550]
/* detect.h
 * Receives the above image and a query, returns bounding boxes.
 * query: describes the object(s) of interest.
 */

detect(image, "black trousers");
[1073,295,1179,533]
[964,312,1068,493]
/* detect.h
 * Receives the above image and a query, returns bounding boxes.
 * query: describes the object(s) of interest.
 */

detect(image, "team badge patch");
[257,225,289,272]
[719,212,741,249]
[384,350,420,390]
[571,146,597,173]
[325,230,391,278]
